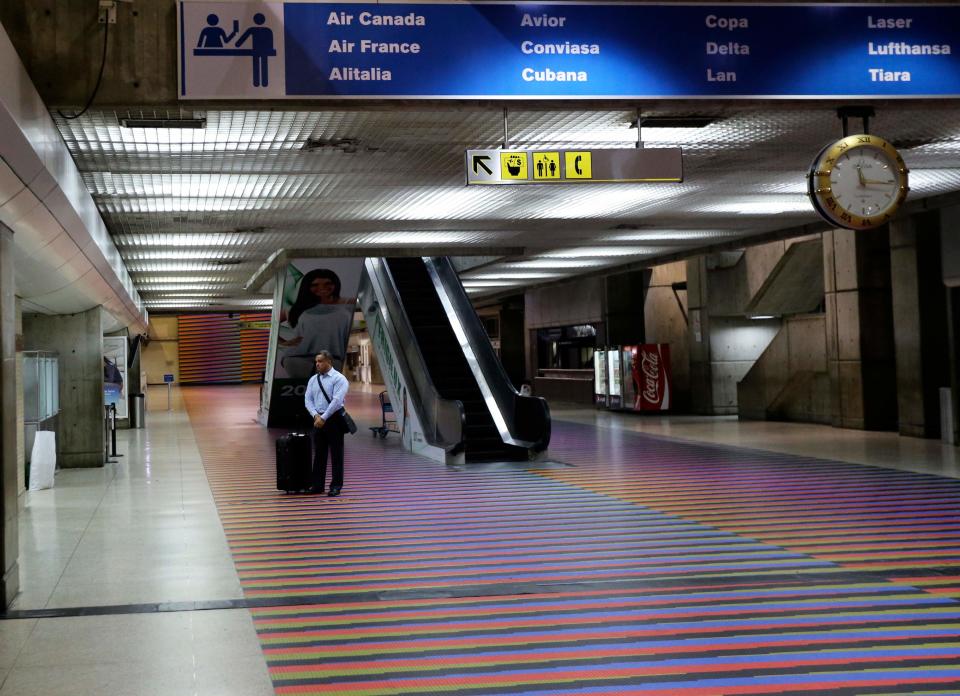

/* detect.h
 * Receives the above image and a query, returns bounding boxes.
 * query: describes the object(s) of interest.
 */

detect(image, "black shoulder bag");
[316,377,358,435]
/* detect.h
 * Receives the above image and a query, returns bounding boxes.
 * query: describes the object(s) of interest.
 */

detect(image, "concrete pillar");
[890,217,924,435]
[686,257,713,414]
[23,308,105,468]
[823,227,898,430]
[890,212,950,438]
[1,225,19,607]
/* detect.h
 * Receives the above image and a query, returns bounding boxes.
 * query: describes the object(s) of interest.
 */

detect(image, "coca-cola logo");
[640,350,660,404]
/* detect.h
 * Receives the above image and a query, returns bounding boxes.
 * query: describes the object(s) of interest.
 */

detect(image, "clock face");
[808,135,909,230]
[831,147,900,218]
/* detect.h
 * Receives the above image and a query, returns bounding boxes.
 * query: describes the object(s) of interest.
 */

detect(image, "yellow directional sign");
[565,151,592,179]
[500,151,528,180]
[466,148,681,185]
[532,152,561,180]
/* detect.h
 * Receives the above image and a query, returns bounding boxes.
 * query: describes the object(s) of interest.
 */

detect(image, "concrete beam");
[245,247,526,292]
[0,20,147,331]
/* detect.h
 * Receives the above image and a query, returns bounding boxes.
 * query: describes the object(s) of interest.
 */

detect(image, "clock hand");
[856,165,867,186]
[862,177,895,185]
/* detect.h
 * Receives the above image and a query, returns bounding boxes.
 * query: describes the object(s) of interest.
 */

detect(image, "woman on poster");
[279,269,356,379]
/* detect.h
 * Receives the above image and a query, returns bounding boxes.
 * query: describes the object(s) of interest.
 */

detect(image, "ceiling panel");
[50,104,960,311]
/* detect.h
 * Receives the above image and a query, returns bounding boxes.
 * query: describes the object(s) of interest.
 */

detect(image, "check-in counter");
[534,369,594,405]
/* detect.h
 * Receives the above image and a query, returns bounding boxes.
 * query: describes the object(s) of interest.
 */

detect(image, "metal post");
[104,406,115,463]
[109,403,122,458]
[502,107,509,150]
[166,382,172,411]
[635,107,643,149]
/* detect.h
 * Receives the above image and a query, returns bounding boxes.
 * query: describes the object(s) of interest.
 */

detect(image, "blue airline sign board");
[178,2,960,99]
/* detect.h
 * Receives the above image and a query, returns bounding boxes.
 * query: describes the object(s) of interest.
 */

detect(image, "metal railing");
[360,257,465,452]
[424,257,551,452]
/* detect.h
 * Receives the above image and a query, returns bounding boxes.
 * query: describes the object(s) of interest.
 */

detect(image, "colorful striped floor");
[184,386,960,695]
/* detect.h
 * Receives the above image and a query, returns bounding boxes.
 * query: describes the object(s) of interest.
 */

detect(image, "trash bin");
[130,393,146,429]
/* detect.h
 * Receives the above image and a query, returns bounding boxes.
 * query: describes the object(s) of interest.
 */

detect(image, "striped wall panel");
[178,313,271,384]
[240,312,272,382]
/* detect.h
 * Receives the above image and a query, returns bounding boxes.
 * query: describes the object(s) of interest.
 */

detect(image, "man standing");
[304,350,349,496]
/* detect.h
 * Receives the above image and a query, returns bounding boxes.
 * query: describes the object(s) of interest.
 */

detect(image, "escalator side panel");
[386,257,527,462]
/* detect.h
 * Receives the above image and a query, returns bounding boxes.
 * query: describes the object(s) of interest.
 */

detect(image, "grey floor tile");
[0,620,37,670]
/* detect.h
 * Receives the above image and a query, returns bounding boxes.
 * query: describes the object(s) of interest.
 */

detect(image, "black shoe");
[327,488,341,497]
[308,486,324,495]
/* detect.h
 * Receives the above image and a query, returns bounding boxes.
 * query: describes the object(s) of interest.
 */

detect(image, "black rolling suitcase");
[276,433,312,492]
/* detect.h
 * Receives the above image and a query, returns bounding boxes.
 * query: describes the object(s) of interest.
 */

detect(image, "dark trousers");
[312,415,345,490]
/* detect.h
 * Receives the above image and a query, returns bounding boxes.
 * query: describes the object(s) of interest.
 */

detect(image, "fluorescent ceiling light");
[131,275,230,283]
[220,298,274,307]
[735,202,814,215]
[363,232,496,244]
[702,198,813,215]
[101,198,260,213]
[123,250,248,260]
[115,234,241,248]
[144,300,214,307]
[539,117,714,145]
[385,189,488,220]
[74,114,300,155]
[138,285,229,292]
[90,173,305,200]
[126,262,250,272]
[120,117,205,129]
[467,272,565,280]
[503,259,611,269]
[461,280,524,288]
[541,246,659,258]
[749,315,777,320]
[536,128,704,144]
[603,229,736,242]
[637,127,712,143]
[908,169,960,192]
[639,117,716,129]
[148,293,227,298]
[547,187,675,219]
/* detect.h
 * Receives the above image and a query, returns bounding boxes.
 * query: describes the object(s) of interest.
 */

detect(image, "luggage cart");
[370,390,399,439]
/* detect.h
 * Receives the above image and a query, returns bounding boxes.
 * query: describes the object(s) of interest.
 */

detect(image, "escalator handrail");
[361,258,465,450]
[423,257,550,451]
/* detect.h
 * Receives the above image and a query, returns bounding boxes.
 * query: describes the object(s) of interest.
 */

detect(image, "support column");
[823,227,898,430]
[23,308,105,468]
[890,212,950,437]
[1,225,19,607]
[686,257,713,414]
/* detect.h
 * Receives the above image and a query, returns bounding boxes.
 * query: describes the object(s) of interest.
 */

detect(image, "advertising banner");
[180,2,960,99]
[103,336,128,419]
[632,344,671,411]
[266,258,363,427]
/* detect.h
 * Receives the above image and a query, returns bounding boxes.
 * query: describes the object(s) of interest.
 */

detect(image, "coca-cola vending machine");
[625,344,671,411]
[594,349,608,407]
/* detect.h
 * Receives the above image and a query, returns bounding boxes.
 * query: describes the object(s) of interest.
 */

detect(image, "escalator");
[384,257,549,462]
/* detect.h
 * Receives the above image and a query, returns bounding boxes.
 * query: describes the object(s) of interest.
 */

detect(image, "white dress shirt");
[304,367,349,421]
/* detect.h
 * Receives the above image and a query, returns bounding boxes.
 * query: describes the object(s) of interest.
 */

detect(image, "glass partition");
[23,351,60,423]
